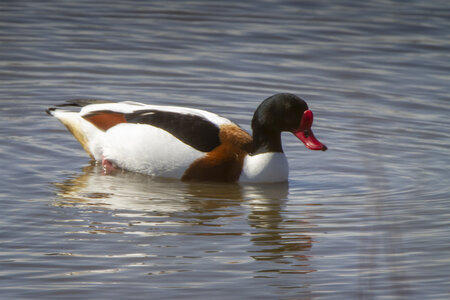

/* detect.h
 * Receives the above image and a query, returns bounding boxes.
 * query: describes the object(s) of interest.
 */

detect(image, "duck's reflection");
[243,184,314,274]
[53,164,315,275]
[53,163,246,213]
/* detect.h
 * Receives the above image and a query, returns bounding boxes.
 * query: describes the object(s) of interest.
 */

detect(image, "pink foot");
[102,156,117,174]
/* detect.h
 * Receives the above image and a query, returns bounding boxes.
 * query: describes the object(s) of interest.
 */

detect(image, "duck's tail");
[46,105,103,160]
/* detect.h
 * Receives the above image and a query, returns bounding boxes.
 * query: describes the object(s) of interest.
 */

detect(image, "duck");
[46,93,327,183]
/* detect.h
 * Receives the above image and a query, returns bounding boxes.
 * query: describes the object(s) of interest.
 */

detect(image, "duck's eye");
[303,130,310,137]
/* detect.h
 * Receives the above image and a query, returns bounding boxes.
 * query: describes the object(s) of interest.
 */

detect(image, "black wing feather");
[56,99,115,107]
[46,99,115,116]
[125,110,221,152]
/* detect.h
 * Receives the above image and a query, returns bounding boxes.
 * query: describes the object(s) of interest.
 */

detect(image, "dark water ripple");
[1,0,449,299]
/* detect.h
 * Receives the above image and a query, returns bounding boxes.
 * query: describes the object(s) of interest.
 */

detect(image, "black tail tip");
[45,107,55,116]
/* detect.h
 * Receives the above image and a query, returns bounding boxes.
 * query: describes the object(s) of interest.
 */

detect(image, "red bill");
[293,110,327,151]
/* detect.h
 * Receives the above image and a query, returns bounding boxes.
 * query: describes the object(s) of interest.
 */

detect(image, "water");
[1,0,449,299]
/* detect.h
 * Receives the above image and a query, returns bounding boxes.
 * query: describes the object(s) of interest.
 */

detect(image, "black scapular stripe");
[125,110,221,152]
[56,99,114,107]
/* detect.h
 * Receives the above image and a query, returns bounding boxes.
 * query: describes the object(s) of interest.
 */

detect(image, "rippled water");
[1,0,449,299]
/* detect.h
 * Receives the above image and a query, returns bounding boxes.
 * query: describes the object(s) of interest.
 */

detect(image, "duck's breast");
[239,152,288,183]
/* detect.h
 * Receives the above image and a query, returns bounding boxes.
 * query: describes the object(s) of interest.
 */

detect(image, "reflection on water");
[52,164,314,276]
[53,163,289,213]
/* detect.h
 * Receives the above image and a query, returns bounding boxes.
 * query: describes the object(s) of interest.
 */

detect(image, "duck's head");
[251,93,327,154]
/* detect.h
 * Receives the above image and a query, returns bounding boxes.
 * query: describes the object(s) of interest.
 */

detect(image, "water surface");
[1,0,449,299]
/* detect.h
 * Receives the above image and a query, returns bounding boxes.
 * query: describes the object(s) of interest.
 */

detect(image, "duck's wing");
[123,109,221,152]
[79,101,232,152]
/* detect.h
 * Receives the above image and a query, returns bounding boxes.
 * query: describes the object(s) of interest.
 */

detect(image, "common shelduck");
[46,93,327,183]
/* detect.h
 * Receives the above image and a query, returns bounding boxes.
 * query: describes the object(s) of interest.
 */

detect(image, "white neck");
[239,152,288,183]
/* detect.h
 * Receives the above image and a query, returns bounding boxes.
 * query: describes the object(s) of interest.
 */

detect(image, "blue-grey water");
[1,0,449,299]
